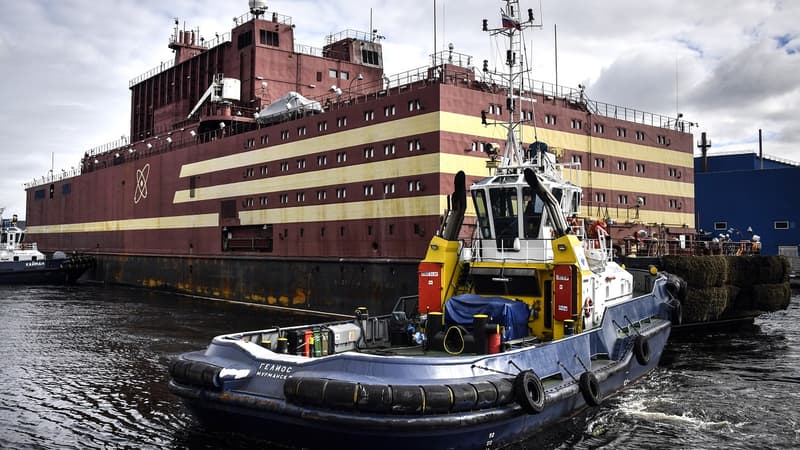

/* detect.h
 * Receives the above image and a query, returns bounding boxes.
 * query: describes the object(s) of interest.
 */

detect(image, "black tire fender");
[579,371,602,407]
[513,370,545,414]
[633,334,651,366]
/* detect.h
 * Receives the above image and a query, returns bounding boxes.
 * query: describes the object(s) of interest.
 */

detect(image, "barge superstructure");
[24,1,695,314]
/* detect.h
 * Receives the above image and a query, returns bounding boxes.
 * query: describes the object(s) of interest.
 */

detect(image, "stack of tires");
[660,256,729,323]
[726,255,791,312]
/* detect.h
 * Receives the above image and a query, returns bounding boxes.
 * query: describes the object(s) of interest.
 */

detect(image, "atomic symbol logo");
[134,163,150,204]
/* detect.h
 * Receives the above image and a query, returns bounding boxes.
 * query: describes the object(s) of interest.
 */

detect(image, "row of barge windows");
[240,136,425,181]
[273,222,419,241]
[715,221,791,231]
[537,112,670,145]
[243,179,424,208]
[241,100,422,151]
[34,183,72,200]
[571,154,682,179]
[238,30,280,50]
[591,191,684,211]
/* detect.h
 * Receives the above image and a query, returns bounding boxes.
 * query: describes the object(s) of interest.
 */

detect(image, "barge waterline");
[86,252,419,316]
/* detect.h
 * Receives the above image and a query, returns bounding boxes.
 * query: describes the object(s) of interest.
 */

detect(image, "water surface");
[0,285,797,449]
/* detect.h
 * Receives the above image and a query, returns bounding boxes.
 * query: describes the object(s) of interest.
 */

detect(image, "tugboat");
[168,2,682,448]
[0,210,94,284]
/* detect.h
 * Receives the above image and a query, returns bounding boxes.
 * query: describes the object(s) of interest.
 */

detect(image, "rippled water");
[0,285,798,449]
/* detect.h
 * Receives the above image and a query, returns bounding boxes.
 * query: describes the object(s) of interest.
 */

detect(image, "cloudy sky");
[1,0,798,219]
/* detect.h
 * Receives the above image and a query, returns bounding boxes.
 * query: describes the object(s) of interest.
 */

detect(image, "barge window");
[34,189,45,200]
[220,200,236,219]
[774,221,789,230]
[259,30,279,47]
[237,30,253,50]
[714,222,728,230]
[62,183,72,195]
[362,49,380,65]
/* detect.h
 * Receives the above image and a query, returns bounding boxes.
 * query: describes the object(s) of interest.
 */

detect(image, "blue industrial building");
[694,152,799,257]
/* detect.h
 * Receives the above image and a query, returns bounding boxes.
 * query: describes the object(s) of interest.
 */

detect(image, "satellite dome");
[249,0,268,16]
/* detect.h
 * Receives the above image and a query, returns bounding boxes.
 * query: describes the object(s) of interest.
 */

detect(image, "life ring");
[588,220,607,238]
[633,335,650,366]
[513,370,545,414]
[578,371,602,407]
[583,297,594,318]
[443,325,466,355]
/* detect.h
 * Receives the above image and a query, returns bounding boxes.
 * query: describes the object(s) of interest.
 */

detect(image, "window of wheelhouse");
[489,187,519,247]
[522,187,544,239]
[569,192,581,215]
[472,190,491,239]
[551,187,563,211]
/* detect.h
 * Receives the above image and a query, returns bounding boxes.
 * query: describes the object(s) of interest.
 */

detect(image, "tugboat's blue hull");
[172,329,667,449]
[169,281,674,450]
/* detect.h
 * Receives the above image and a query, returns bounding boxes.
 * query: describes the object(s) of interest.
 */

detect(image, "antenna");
[554,23,558,95]
[433,0,437,62]
[675,55,679,118]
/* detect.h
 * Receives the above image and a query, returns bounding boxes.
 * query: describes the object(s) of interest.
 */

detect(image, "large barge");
[24,1,695,315]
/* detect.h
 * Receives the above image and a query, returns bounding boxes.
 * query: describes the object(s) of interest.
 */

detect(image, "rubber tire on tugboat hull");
[513,370,545,414]
[579,371,602,407]
[633,335,651,366]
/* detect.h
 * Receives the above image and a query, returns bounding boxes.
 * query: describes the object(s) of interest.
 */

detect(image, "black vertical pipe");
[759,128,763,170]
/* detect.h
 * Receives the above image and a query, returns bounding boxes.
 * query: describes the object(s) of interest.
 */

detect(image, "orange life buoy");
[583,297,593,318]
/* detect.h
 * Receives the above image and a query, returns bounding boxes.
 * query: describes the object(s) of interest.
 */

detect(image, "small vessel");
[169,3,682,448]
[0,211,93,284]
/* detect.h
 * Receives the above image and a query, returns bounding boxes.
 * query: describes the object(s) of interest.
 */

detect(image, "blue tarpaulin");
[444,294,530,341]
